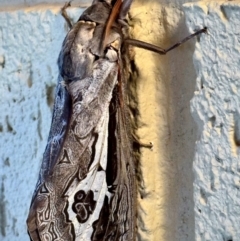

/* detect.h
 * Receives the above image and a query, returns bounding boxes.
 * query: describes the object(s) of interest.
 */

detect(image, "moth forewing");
[65,109,113,239]
[27,1,129,240]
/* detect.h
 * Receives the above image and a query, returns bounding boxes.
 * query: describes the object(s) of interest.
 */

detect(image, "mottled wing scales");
[66,110,112,240]
[27,1,136,241]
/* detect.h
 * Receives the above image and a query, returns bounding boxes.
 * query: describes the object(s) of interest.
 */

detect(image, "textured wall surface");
[0,0,90,9]
[0,1,215,241]
[132,1,205,240]
[184,1,240,241]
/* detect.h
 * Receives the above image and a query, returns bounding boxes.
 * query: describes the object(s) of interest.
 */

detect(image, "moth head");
[87,0,131,60]
[90,25,123,61]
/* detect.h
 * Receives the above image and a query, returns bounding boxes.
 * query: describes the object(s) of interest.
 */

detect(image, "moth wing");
[90,80,136,240]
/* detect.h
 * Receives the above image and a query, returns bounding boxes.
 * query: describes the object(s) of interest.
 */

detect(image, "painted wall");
[185,2,240,240]
[1,1,237,241]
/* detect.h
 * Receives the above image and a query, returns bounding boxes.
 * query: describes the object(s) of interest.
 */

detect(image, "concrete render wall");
[185,2,240,240]
[0,1,239,241]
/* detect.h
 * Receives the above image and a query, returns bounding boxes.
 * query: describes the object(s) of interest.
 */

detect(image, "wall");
[132,1,199,240]
[185,1,240,240]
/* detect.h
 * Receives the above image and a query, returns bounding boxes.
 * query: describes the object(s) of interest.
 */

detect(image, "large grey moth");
[26,0,206,240]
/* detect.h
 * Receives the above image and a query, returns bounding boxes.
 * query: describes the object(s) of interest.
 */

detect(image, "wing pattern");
[27,1,136,240]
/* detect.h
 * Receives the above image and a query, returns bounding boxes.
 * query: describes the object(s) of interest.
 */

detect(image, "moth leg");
[61,1,73,29]
[132,133,153,149]
[125,27,207,55]
[164,27,207,53]
[118,0,133,26]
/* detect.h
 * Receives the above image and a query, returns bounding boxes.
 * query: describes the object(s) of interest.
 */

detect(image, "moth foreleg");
[165,27,208,52]
[61,1,73,29]
[125,27,207,55]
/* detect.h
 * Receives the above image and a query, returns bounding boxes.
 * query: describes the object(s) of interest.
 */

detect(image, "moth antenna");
[118,0,132,22]
[101,0,122,52]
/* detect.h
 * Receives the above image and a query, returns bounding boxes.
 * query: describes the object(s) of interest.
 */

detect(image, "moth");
[26,0,206,240]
